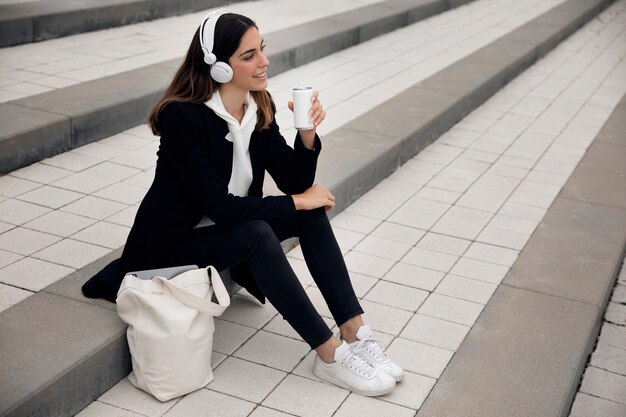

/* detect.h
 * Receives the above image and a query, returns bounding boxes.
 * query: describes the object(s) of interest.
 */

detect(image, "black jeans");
[166,208,363,349]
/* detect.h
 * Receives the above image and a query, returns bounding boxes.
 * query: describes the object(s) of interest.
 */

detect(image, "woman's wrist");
[298,129,316,150]
[291,194,303,210]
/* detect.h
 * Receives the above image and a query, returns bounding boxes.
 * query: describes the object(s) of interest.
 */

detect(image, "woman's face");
[227,27,269,92]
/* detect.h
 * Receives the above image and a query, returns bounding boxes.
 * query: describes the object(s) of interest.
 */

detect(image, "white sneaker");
[347,325,405,382]
[313,341,396,396]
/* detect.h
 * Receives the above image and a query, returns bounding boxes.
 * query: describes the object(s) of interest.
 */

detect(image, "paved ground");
[569,257,626,416]
[0,0,625,415]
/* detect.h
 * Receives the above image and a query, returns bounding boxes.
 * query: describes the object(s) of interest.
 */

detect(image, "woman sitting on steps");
[82,9,404,397]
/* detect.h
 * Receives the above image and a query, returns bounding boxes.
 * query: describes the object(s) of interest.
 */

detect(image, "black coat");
[82,100,321,303]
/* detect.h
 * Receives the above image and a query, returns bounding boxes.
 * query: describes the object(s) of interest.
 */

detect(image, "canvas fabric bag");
[116,266,230,401]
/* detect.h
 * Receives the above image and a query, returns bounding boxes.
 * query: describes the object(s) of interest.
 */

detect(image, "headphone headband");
[199,9,230,64]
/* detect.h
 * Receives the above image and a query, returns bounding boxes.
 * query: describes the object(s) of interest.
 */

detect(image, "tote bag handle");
[154,266,230,316]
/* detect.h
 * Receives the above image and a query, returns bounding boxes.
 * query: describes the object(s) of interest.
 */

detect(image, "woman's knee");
[242,220,281,251]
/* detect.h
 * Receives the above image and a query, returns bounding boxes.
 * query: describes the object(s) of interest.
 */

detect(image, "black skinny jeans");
[166,208,363,349]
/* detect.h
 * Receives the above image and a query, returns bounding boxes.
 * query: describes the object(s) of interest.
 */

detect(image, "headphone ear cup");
[210,61,233,83]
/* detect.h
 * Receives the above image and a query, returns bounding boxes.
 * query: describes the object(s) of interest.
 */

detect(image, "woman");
[82,10,403,396]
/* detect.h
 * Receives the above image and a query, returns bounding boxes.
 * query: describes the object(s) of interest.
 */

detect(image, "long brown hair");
[148,13,274,135]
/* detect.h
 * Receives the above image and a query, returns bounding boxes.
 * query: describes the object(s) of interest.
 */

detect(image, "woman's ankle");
[315,336,342,363]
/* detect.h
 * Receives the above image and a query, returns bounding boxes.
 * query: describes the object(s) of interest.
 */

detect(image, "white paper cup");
[293,87,314,130]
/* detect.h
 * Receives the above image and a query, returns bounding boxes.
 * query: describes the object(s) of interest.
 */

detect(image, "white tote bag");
[116,266,230,402]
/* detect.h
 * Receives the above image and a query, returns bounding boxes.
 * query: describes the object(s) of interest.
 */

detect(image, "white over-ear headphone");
[199,9,234,84]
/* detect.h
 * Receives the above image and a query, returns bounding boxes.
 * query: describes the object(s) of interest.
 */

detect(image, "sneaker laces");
[352,336,390,363]
[340,348,376,378]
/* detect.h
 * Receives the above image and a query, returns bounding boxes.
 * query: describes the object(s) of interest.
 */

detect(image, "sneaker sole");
[312,365,395,397]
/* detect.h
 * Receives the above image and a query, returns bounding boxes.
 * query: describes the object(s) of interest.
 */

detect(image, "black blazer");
[82,100,321,302]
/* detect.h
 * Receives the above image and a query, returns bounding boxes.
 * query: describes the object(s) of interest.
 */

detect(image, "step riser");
[0,0,472,175]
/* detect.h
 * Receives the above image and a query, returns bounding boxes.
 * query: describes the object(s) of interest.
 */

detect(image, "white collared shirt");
[196,90,258,228]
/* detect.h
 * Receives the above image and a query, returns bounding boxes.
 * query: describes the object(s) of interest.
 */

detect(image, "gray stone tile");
[248,407,293,417]
[61,196,127,220]
[332,226,366,251]
[262,374,348,417]
[0,249,22,269]
[606,302,626,326]
[570,392,626,417]
[51,172,114,194]
[401,313,470,351]
[353,235,412,261]
[345,199,397,220]
[0,257,73,291]
[347,272,378,299]
[75,401,145,417]
[360,299,413,336]
[383,262,445,292]
[401,196,450,217]
[213,319,256,355]
[24,210,96,237]
[42,151,101,172]
[97,378,176,417]
[383,370,436,410]
[330,211,381,234]
[504,197,626,305]
[435,274,498,305]
[386,337,453,379]
[163,389,254,417]
[580,366,626,405]
[416,232,471,256]
[16,185,83,209]
[0,175,40,198]
[431,206,493,240]
[599,322,626,350]
[401,247,458,273]
[219,294,277,329]
[364,280,429,312]
[387,207,440,230]
[93,183,146,205]
[0,227,61,255]
[418,286,598,417]
[476,227,529,250]
[0,198,51,225]
[0,221,12,234]
[333,394,415,417]
[104,205,139,228]
[71,221,130,249]
[418,293,484,326]
[209,357,286,404]
[370,221,425,245]
[450,257,510,285]
[464,242,519,267]
[0,283,33,313]
[344,251,394,278]
[32,238,110,269]
[590,343,626,377]
[234,331,309,372]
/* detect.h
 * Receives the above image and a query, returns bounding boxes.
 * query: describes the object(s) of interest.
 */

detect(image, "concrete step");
[0,0,470,174]
[0,0,617,416]
[0,0,251,48]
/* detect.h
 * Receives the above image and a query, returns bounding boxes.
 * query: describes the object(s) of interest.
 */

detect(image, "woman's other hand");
[292,184,335,211]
